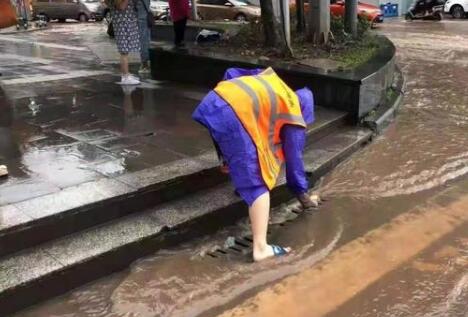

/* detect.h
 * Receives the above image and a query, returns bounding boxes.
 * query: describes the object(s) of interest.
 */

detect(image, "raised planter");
[149,36,396,122]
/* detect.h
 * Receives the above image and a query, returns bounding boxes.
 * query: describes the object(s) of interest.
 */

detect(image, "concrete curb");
[363,65,406,133]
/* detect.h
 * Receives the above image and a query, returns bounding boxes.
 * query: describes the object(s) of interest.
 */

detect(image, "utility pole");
[344,0,358,37]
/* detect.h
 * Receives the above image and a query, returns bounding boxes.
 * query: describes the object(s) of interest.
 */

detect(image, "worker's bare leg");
[250,192,290,262]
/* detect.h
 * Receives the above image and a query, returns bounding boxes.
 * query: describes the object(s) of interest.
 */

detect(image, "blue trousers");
[136,0,151,64]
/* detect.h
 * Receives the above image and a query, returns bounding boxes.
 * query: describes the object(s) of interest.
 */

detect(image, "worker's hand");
[309,194,321,207]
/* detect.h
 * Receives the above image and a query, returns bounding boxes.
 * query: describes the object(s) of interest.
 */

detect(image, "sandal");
[271,244,290,257]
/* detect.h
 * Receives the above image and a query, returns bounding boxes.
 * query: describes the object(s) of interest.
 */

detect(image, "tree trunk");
[190,0,198,20]
[296,0,305,33]
[307,0,330,44]
[344,0,358,37]
[260,0,291,56]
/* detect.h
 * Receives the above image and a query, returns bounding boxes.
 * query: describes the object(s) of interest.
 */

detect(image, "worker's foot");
[253,244,291,262]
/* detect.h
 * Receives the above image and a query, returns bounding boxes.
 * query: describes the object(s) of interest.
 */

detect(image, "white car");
[444,0,468,18]
[150,0,169,17]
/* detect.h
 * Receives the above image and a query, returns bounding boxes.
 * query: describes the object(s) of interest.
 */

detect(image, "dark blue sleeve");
[281,125,308,195]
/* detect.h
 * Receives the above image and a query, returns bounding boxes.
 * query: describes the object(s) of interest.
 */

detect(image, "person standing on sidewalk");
[168,0,189,47]
[136,0,151,74]
[110,0,141,85]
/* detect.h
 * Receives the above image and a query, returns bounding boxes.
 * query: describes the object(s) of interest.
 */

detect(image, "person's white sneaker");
[120,74,140,85]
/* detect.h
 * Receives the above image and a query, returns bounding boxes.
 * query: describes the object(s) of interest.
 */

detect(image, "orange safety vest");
[214,67,306,190]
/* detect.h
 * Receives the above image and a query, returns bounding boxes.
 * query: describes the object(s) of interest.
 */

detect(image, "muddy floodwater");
[13,19,468,317]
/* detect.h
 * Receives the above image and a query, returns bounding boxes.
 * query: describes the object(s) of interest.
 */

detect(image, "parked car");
[196,0,261,22]
[32,0,106,22]
[290,0,384,24]
[150,0,170,17]
[330,0,383,23]
[444,0,468,18]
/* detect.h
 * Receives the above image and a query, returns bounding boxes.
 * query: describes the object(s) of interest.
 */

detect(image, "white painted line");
[0,70,112,85]
[0,36,88,51]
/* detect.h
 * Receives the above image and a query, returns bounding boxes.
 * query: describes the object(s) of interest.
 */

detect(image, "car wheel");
[451,5,465,19]
[434,11,443,21]
[58,18,66,23]
[234,14,247,22]
[405,12,413,20]
[78,13,88,22]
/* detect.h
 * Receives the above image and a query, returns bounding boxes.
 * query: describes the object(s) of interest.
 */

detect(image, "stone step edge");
[0,110,348,258]
[0,127,372,316]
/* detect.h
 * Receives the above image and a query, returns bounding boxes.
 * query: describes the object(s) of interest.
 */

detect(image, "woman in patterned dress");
[111,0,141,85]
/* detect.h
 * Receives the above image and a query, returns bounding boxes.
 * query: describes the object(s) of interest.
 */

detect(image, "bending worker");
[192,67,318,262]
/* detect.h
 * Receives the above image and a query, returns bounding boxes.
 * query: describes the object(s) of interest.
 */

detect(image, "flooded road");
[11,18,468,317]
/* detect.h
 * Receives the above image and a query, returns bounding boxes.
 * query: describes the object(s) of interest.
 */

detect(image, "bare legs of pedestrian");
[120,53,129,75]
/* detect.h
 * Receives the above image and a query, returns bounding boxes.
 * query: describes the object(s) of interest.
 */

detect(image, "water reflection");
[27,98,40,116]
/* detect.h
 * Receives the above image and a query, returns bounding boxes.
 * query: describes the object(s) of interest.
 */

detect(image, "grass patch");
[197,16,381,70]
[331,34,380,68]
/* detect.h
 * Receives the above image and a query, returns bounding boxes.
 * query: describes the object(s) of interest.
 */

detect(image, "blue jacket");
[193,68,315,205]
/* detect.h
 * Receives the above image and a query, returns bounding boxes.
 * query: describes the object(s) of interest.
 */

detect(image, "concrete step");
[0,125,372,316]
[0,107,347,258]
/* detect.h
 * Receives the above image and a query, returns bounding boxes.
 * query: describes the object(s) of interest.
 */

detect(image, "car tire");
[58,18,66,23]
[434,11,443,21]
[234,14,247,22]
[405,12,413,20]
[451,5,465,19]
[78,13,88,22]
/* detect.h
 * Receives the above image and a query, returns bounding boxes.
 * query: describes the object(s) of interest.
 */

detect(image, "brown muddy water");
[13,19,468,317]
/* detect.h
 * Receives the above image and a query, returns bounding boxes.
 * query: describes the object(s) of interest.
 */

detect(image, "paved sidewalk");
[0,23,216,219]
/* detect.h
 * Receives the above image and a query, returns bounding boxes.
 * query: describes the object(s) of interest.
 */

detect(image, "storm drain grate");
[207,237,255,258]
[206,223,294,259]
[205,195,325,260]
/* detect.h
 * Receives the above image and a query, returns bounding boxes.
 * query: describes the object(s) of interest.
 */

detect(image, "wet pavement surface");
[6,18,468,317]
[0,22,214,208]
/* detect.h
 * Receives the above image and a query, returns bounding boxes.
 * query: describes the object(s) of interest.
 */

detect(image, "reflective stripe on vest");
[214,68,306,189]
